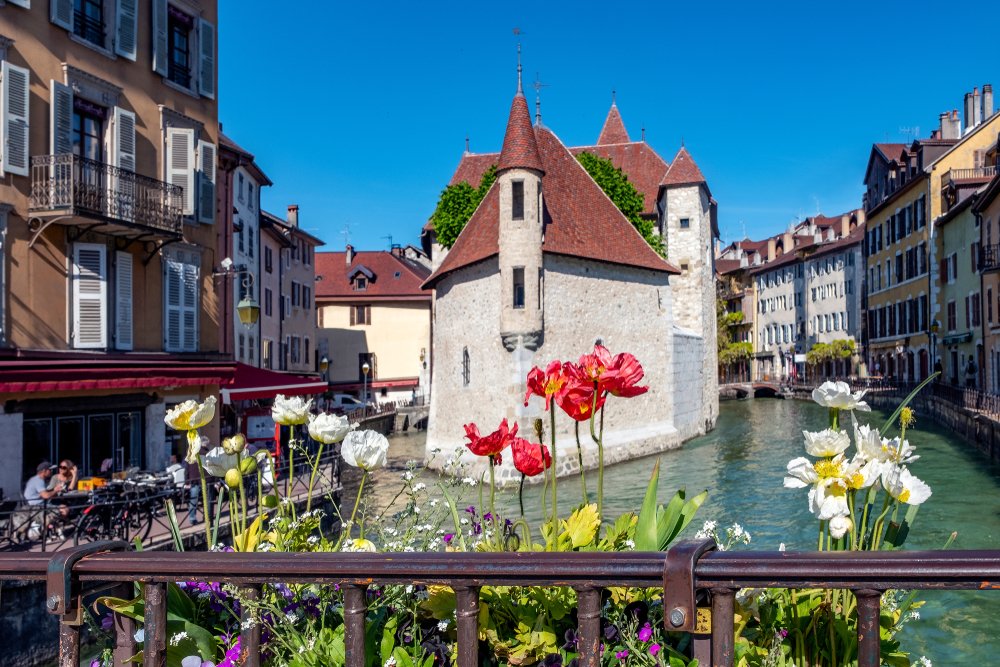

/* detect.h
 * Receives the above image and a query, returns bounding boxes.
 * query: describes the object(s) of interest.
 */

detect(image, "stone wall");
[672,329,708,440]
[0,580,60,667]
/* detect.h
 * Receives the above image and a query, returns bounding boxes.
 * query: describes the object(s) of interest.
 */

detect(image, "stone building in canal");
[421,72,719,480]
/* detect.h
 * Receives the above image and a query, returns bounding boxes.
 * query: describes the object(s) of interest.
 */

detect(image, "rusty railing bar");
[241,584,262,667]
[854,589,882,667]
[58,624,80,667]
[343,584,367,667]
[575,586,602,667]
[454,585,480,667]
[112,581,138,666]
[711,588,736,667]
[143,581,167,667]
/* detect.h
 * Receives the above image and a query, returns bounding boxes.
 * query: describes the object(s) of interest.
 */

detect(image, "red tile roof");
[597,103,630,145]
[875,143,909,163]
[715,259,743,275]
[497,93,543,173]
[569,143,668,217]
[424,121,679,287]
[316,251,431,300]
[448,153,498,187]
[661,147,707,189]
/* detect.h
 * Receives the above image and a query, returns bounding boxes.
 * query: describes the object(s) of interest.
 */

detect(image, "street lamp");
[214,260,260,329]
[362,361,371,407]
[319,355,329,376]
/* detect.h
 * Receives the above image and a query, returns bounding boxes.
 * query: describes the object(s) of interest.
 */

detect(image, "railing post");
[241,585,262,667]
[575,587,602,667]
[143,582,167,667]
[343,584,367,667]
[454,585,480,667]
[58,624,80,667]
[854,589,881,667]
[112,582,137,666]
[710,588,736,667]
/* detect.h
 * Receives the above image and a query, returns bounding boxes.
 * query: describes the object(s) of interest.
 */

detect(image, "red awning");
[221,363,327,403]
[0,359,235,394]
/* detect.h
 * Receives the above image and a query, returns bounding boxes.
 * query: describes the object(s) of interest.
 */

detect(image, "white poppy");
[812,381,870,412]
[164,396,217,431]
[307,412,353,444]
[809,480,850,520]
[882,468,932,505]
[341,430,389,471]
[829,515,853,539]
[783,456,817,489]
[803,429,851,457]
[201,447,239,478]
[271,394,313,426]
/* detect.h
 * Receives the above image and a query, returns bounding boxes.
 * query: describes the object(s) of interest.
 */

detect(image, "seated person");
[21,461,71,539]
[23,461,57,506]
[49,459,78,493]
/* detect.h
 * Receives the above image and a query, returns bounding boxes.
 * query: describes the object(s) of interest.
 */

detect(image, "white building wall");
[232,165,262,366]
[804,245,863,350]
[753,261,804,379]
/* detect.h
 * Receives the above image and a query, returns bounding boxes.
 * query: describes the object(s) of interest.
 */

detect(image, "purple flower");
[780,628,789,638]
[443,533,454,545]
[464,505,477,516]
[638,622,653,642]
[100,613,114,631]
[615,650,629,660]
[483,512,493,522]
[649,643,661,656]
[90,660,102,667]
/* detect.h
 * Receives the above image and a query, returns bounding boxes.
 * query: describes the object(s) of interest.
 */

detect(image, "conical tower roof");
[660,146,707,188]
[597,103,630,145]
[497,86,544,174]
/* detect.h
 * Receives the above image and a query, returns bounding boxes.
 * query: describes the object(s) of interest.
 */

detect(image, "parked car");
[328,394,374,413]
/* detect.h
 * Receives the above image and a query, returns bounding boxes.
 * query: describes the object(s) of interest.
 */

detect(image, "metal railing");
[29,154,183,235]
[942,165,998,187]
[5,540,998,667]
[981,243,1000,272]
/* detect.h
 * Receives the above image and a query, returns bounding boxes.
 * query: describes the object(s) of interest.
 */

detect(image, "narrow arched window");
[462,348,470,387]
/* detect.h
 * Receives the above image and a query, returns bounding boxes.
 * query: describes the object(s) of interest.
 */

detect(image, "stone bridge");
[719,381,787,399]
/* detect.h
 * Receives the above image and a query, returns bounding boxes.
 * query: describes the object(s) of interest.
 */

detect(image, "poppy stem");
[489,455,497,523]
[306,443,324,514]
[196,452,211,548]
[574,421,587,504]
[549,407,558,533]
[518,473,525,517]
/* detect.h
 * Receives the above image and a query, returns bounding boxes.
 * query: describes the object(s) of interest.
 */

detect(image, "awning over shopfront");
[221,363,327,403]
[327,376,419,392]
[0,359,235,394]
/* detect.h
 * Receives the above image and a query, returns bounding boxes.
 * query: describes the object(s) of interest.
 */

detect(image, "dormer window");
[354,277,367,291]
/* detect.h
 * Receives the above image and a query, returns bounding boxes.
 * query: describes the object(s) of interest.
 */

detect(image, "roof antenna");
[533,72,549,126]
[382,234,394,249]
[340,223,352,246]
[513,28,523,94]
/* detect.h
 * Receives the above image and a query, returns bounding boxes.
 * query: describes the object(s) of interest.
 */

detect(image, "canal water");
[375,398,1000,665]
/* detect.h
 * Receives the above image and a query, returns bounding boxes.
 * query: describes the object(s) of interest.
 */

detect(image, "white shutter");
[72,243,107,349]
[7,0,30,9]
[1,61,30,177]
[112,107,136,171]
[49,80,73,155]
[114,0,138,61]
[164,256,182,351]
[197,19,215,99]
[182,257,199,351]
[49,0,72,29]
[196,140,216,224]
[115,251,133,350]
[151,0,169,75]
[166,128,195,215]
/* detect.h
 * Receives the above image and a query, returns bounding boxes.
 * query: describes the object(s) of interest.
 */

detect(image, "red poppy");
[463,418,518,464]
[511,437,551,477]
[605,351,649,398]
[555,380,606,422]
[524,360,569,410]
[575,344,615,387]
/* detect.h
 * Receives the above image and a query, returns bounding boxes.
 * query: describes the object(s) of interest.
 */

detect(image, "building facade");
[936,197,983,387]
[976,170,1000,392]
[0,0,227,498]
[315,246,432,403]
[423,76,718,480]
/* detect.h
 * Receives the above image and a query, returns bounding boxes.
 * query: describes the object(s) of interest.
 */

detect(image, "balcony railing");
[5,540,999,667]
[942,165,997,188]
[29,154,183,236]
[981,244,1000,272]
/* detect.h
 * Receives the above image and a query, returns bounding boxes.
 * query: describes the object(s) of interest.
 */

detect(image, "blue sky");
[219,1,1000,251]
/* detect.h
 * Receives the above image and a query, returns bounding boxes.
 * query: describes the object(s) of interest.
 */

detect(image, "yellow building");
[315,246,431,403]
[862,97,1000,381]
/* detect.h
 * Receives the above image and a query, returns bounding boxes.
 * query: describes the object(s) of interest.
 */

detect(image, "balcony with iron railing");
[981,244,1000,272]
[29,154,184,239]
[942,165,997,189]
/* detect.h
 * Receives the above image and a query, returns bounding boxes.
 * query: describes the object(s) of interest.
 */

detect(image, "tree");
[430,165,498,248]
[576,152,665,256]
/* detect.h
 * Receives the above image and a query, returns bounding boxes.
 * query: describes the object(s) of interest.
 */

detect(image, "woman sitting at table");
[46,460,79,538]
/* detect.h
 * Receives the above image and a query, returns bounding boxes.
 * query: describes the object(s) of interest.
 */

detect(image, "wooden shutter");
[182,258,199,351]
[115,251,133,350]
[49,79,73,155]
[350,305,356,325]
[164,255,182,351]
[112,107,136,171]
[196,140,216,224]
[114,0,138,61]
[151,0,168,75]
[49,0,72,29]
[72,243,107,348]
[166,128,195,215]
[197,19,216,99]
[1,61,30,177]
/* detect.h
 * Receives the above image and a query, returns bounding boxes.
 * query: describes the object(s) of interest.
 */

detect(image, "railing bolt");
[669,608,686,627]
[46,594,61,611]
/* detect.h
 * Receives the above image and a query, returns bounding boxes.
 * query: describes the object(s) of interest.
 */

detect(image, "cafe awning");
[221,363,327,404]
[0,358,234,394]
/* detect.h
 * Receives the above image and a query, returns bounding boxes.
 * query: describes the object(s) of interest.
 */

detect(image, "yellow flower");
[899,407,916,429]
[164,396,217,431]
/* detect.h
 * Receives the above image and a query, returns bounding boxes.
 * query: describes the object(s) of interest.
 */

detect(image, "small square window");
[512,181,525,221]
[354,277,367,291]
[680,218,691,229]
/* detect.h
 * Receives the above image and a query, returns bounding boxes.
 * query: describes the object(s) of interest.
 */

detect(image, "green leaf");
[392,647,415,667]
[561,504,600,548]
[634,459,662,551]
[665,490,708,550]
[381,616,398,666]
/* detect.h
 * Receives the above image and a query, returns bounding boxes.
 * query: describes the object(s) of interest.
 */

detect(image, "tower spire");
[533,72,548,126]
[514,31,523,95]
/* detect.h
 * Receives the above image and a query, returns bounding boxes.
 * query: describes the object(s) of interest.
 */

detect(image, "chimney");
[945,110,961,140]
[391,245,403,258]
[965,92,976,132]
[783,231,794,253]
[841,214,850,238]
[286,204,299,227]
[984,84,994,119]
[767,237,776,262]
[931,128,941,140]
[938,112,949,138]
[345,244,355,265]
